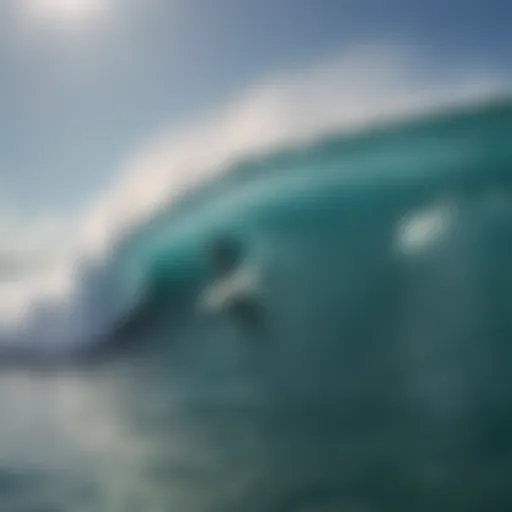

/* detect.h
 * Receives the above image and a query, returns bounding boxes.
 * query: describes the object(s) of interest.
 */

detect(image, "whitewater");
[1,44,512,510]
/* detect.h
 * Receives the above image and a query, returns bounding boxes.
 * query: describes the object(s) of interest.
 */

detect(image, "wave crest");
[0,42,508,356]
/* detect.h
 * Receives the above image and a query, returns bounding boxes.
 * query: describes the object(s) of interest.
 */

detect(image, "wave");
[0,43,510,358]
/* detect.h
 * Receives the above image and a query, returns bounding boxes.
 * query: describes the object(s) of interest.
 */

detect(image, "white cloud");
[0,211,78,323]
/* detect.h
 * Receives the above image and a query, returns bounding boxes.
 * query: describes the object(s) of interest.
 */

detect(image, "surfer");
[198,235,266,335]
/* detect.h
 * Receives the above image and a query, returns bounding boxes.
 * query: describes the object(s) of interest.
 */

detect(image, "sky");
[0,0,510,334]
[0,0,510,216]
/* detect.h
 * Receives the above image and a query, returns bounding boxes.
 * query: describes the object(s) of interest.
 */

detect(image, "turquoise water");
[1,99,512,510]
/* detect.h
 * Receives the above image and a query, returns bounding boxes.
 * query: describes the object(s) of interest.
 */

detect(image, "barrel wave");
[100,98,512,353]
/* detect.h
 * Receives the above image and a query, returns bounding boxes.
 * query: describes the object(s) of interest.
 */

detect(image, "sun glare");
[26,0,107,23]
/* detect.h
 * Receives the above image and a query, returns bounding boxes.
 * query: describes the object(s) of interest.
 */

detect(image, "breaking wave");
[0,43,510,359]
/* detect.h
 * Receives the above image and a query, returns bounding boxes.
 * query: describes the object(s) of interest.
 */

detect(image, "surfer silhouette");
[198,235,266,336]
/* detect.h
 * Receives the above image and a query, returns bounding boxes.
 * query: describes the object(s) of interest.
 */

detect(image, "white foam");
[396,200,458,255]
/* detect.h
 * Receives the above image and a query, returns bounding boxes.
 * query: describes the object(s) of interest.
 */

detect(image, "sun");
[26,0,107,23]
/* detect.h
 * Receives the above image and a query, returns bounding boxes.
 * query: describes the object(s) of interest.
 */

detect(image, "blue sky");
[0,0,510,217]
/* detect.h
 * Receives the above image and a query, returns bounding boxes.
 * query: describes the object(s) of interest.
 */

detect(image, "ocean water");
[1,98,512,511]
